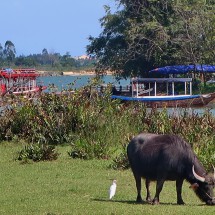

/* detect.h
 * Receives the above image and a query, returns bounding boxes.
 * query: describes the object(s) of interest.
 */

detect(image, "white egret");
[109,179,117,200]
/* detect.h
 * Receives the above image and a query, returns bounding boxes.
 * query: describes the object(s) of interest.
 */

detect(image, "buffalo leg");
[153,179,165,204]
[134,173,143,203]
[176,179,185,205]
[145,179,152,202]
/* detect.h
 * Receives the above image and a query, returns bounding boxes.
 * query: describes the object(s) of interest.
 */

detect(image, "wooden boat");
[111,77,215,108]
[0,68,47,96]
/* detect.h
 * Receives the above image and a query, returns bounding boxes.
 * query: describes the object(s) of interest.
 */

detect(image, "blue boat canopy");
[131,77,192,83]
[149,65,215,75]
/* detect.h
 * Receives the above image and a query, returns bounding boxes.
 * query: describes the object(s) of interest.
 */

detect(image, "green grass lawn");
[0,142,214,215]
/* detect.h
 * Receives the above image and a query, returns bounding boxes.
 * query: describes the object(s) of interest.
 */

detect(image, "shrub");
[109,142,130,170]
[110,152,130,170]
[17,143,59,162]
[192,135,215,171]
[68,138,110,160]
[0,83,214,170]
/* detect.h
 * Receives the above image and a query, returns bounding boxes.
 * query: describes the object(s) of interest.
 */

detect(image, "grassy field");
[0,142,214,215]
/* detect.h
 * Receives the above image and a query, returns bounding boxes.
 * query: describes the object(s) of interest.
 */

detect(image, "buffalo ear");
[189,183,199,190]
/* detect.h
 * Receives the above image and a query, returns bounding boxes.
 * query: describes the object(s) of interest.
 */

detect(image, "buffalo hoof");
[152,199,159,205]
[177,200,185,205]
[146,197,152,203]
[136,197,143,203]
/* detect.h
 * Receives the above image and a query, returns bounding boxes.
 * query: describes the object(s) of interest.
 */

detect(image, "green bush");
[68,140,90,160]
[68,137,111,160]
[0,84,214,170]
[17,143,59,162]
[193,135,215,170]
[110,152,130,170]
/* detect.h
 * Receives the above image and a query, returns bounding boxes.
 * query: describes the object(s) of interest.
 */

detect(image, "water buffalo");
[127,133,215,205]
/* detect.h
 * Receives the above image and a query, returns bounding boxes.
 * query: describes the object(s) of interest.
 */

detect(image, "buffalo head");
[192,166,215,205]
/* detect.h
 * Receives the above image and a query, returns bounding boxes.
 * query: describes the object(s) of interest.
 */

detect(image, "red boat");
[0,68,47,96]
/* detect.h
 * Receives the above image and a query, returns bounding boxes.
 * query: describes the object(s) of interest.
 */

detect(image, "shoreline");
[63,71,96,76]
[38,70,113,76]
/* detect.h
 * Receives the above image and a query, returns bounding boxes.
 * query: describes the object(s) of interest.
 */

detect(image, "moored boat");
[0,68,47,96]
[111,77,215,108]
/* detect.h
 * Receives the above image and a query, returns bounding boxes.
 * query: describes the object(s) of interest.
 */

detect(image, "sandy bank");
[62,70,113,76]
[63,71,95,76]
[38,70,113,76]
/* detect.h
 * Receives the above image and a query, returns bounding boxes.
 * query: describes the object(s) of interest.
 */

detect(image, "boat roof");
[0,68,39,78]
[131,77,193,83]
[149,65,215,75]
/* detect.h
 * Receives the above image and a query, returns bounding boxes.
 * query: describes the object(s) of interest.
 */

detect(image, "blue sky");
[0,0,117,56]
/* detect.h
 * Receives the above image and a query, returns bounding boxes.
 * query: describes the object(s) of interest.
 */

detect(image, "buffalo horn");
[192,166,205,182]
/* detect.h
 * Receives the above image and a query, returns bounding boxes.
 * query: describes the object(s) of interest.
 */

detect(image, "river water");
[38,75,130,91]
[38,75,215,115]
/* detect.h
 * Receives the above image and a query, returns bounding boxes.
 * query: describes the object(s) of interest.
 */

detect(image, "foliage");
[0,40,96,71]
[197,82,215,94]
[17,143,59,162]
[68,138,110,160]
[0,85,215,169]
[0,108,14,141]
[87,0,215,78]
[68,140,89,159]
[109,143,130,170]
[4,40,16,64]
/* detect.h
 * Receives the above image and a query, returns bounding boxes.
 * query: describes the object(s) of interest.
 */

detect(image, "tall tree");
[87,1,176,78]
[87,0,215,78]
[169,0,215,65]
[4,40,16,65]
[42,48,48,56]
[41,48,49,65]
[0,43,3,58]
[0,43,3,66]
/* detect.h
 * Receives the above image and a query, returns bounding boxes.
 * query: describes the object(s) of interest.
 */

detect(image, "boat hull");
[12,86,47,95]
[111,92,215,108]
